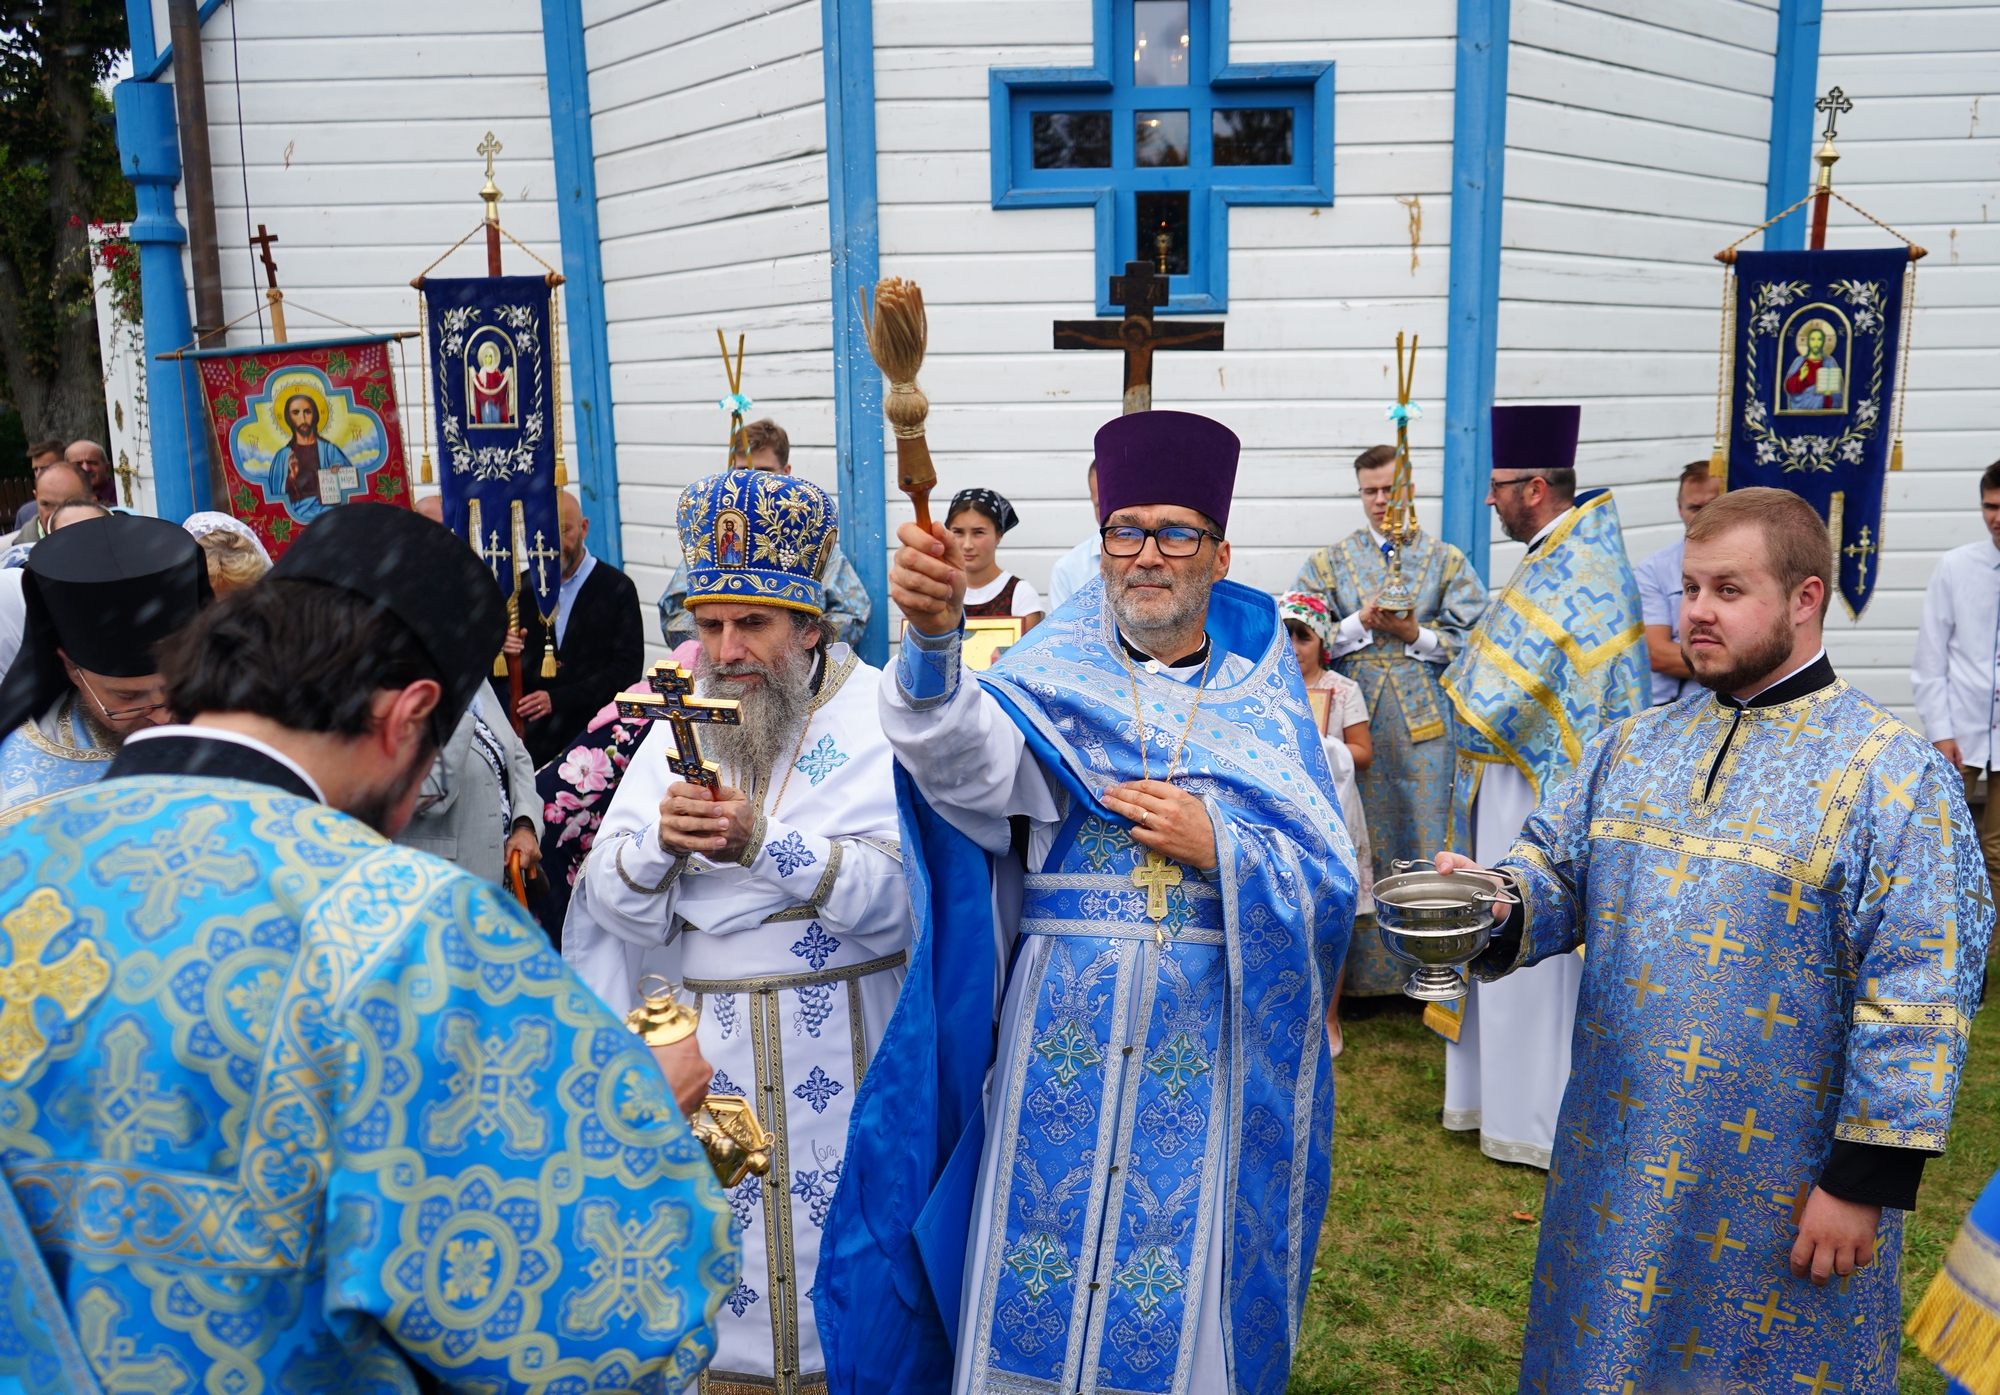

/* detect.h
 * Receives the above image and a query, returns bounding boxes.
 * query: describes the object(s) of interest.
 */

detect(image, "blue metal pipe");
[114,78,207,519]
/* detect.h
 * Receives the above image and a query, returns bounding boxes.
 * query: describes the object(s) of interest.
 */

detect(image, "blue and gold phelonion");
[677,467,839,616]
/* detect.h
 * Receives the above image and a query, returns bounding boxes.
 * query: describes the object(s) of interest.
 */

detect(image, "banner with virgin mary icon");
[1721,247,1910,616]
[420,274,561,621]
[192,334,413,558]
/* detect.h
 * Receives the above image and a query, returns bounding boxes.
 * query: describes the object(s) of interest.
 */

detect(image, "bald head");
[65,439,109,496]
[559,490,589,575]
[35,461,91,518]
[415,495,444,524]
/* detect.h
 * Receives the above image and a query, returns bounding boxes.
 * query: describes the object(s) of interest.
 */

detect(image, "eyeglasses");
[75,671,167,723]
[1100,524,1222,558]
[1489,475,1544,492]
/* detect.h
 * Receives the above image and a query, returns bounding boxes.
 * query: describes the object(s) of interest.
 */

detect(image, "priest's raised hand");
[889,517,966,634]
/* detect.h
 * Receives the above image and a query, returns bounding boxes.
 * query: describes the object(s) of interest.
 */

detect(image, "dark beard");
[1686,611,1797,696]
[345,745,435,835]
[697,641,816,784]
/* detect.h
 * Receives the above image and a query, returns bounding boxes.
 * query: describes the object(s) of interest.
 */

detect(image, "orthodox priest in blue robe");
[1433,405,1650,1169]
[816,411,1356,1395]
[1910,1165,2000,1395]
[1437,488,1991,1395]
[1292,443,1488,996]
[0,515,210,812]
[0,504,738,1395]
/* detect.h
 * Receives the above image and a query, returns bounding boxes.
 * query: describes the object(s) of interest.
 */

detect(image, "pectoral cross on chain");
[616,659,742,789]
[1053,261,1224,415]
[1131,853,1183,946]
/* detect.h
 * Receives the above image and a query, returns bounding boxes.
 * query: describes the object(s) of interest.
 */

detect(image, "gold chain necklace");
[1113,639,1215,945]
[1115,640,1214,784]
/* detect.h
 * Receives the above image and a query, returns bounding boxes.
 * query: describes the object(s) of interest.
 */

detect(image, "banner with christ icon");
[420,274,562,625]
[1719,246,1912,616]
[191,334,413,558]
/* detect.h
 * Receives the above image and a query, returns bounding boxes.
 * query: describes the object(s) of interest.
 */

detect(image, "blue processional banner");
[1724,247,1908,617]
[422,274,561,621]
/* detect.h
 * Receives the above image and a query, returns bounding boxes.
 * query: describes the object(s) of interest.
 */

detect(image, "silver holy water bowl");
[1372,860,1518,1001]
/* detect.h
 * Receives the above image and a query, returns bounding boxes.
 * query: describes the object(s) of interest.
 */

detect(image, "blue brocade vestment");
[0,775,739,1394]
[816,579,1356,1395]
[1485,679,1991,1394]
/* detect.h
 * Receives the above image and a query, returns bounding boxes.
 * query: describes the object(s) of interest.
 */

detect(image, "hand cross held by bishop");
[615,659,740,788]
[1053,259,1224,414]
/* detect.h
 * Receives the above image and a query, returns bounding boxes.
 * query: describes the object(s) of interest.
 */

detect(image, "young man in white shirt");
[1632,459,1722,705]
[1912,457,2000,909]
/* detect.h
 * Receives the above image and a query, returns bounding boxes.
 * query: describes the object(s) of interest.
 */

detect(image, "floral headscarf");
[1278,590,1336,658]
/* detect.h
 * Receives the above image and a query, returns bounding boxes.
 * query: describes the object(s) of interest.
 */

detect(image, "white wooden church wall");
[871,0,1462,603]
[1488,0,1779,588]
[1817,0,2000,726]
[582,0,837,662]
[156,0,579,506]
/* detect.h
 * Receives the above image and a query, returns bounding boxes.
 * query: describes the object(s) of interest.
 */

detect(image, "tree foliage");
[0,0,131,445]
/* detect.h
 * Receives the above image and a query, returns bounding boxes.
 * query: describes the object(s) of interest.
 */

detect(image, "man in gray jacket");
[396,685,543,888]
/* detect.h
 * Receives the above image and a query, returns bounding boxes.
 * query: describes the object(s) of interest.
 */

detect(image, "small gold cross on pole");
[477,131,504,225]
[1130,853,1183,945]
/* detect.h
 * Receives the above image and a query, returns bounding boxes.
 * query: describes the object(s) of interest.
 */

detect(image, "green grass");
[1288,988,2000,1394]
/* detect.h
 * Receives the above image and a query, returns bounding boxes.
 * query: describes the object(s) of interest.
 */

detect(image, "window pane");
[1133,0,1188,87]
[1212,108,1295,166]
[1031,111,1112,169]
[1133,110,1189,168]
[1135,191,1189,276]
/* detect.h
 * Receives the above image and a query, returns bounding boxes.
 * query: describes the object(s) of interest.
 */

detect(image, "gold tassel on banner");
[416,292,435,485]
[542,641,557,679]
[1889,257,1919,472]
[1709,256,1736,484]
[550,286,569,488]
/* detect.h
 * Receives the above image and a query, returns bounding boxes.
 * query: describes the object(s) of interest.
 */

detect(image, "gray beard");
[697,642,817,783]
[1104,562,1213,653]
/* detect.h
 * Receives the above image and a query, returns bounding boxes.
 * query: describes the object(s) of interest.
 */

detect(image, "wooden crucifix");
[1053,260,1224,414]
[615,660,743,789]
[249,224,287,343]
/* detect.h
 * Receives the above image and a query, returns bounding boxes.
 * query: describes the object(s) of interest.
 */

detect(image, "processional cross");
[249,223,287,342]
[1054,259,1224,414]
[617,660,743,789]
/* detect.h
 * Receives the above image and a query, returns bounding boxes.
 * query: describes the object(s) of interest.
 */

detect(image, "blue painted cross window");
[989,0,1332,314]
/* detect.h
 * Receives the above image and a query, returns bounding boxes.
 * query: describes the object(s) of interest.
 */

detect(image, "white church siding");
[1489,0,1779,593]
[1817,1,2000,725]
[583,0,837,662]
[148,0,580,507]
[871,0,1463,608]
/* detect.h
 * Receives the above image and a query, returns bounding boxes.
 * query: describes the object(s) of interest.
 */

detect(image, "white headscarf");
[181,511,273,568]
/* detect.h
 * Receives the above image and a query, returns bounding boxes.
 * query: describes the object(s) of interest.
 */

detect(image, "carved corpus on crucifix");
[1053,260,1224,415]
[616,659,743,789]
[249,224,286,343]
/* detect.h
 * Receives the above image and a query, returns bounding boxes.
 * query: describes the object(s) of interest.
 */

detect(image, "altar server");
[1435,405,1648,1168]
[824,410,1356,1395]
[0,503,736,1394]
[1293,443,1487,997]
[0,513,209,811]
[565,468,912,1395]
[1439,487,1989,1395]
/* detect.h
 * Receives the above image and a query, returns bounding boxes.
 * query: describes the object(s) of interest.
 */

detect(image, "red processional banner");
[191,334,413,557]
